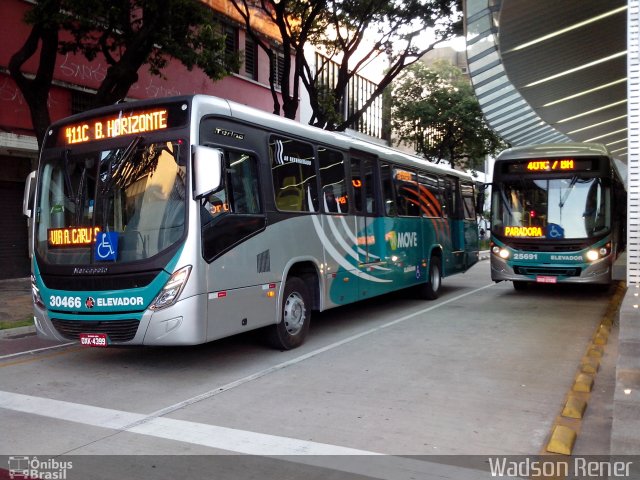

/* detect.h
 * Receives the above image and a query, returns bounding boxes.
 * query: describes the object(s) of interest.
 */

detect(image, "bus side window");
[418,173,442,218]
[227,151,261,214]
[318,148,349,213]
[393,168,420,217]
[443,178,459,219]
[201,151,260,223]
[350,157,364,213]
[461,183,476,220]
[363,158,377,214]
[351,156,377,215]
[380,163,396,216]
[351,156,376,214]
[269,136,319,212]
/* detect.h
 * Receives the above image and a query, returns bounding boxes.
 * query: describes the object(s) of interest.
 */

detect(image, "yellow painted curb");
[587,345,604,358]
[541,280,626,459]
[593,334,608,346]
[562,396,587,419]
[547,425,577,455]
[580,355,600,374]
[573,373,594,393]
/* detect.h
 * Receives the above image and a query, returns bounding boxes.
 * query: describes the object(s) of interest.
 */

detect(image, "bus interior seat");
[276,176,303,211]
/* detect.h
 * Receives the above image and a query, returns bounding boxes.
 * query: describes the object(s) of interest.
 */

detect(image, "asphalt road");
[0,260,620,479]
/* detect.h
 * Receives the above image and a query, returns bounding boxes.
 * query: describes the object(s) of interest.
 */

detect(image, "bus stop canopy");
[465,0,628,162]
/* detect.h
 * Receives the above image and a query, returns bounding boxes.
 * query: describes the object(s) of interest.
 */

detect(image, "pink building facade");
[0,0,294,279]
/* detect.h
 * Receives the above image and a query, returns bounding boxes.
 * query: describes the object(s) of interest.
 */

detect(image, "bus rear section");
[489,143,626,289]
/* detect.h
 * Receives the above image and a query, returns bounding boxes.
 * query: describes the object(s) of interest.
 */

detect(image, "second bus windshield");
[491,176,611,239]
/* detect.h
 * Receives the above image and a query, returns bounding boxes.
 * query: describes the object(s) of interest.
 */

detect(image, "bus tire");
[268,277,311,350]
[513,281,528,291]
[418,255,441,300]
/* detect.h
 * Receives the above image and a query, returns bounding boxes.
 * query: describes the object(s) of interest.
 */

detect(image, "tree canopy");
[9,0,238,149]
[231,0,463,131]
[392,61,506,170]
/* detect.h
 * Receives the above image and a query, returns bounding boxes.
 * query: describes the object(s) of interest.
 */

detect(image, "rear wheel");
[417,255,441,300]
[268,277,311,350]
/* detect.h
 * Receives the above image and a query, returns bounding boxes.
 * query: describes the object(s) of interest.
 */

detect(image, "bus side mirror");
[23,171,36,217]
[193,145,223,198]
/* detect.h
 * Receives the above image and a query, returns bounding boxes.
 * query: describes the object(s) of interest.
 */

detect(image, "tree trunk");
[8,0,61,156]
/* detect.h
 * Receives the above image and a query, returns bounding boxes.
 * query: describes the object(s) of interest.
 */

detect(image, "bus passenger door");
[350,154,389,299]
[460,182,479,270]
[317,147,358,305]
[443,176,465,272]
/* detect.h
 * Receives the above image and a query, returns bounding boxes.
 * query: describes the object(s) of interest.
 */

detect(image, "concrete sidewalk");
[0,277,34,336]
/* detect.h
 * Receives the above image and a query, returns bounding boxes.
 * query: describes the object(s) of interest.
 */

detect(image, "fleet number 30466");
[49,295,82,308]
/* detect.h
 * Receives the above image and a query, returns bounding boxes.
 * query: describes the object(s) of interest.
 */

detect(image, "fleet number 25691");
[513,253,538,260]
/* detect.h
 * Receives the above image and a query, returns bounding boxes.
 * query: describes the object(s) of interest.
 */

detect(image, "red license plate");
[79,333,109,347]
[536,275,557,284]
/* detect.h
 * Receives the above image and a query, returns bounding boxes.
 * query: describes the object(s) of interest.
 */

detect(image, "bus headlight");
[586,243,611,262]
[150,265,192,310]
[492,245,510,259]
[586,250,599,262]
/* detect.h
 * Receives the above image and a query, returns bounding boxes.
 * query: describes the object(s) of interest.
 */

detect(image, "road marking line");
[140,282,497,421]
[0,342,76,362]
[0,346,82,368]
[0,389,376,455]
[0,390,486,479]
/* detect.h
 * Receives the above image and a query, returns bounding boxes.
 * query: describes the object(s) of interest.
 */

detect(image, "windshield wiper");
[62,149,75,203]
[100,136,143,195]
[73,166,87,225]
[99,136,143,229]
[559,175,578,209]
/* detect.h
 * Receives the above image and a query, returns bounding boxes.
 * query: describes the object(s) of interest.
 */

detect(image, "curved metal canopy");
[465,0,628,162]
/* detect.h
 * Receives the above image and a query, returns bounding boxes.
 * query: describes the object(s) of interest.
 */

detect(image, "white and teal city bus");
[489,143,626,290]
[24,95,480,349]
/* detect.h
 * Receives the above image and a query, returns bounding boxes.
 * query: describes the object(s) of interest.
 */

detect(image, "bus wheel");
[513,281,528,291]
[268,277,311,350]
[418,255,441,300]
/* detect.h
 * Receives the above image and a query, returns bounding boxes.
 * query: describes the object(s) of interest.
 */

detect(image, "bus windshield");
[35,140,186,264]
[491,176,611,240]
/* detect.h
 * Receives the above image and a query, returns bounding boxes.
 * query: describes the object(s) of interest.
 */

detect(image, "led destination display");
[505,158,594,174]
[63,109,168,145]
[48,227,101,247]
[49,101,190,147]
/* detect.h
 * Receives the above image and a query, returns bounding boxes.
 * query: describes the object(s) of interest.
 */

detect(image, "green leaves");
[392,61,507,170]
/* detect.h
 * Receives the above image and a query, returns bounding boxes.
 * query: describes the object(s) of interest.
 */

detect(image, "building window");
[218,22,239,73]
[71,90,96,115]
[244,35,258,81]
[271,50,286,89]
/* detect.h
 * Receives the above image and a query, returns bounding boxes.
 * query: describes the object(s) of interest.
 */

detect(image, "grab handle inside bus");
[193,145,223,198]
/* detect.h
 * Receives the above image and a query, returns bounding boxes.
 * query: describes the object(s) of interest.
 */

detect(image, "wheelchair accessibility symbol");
[95,231,118,261]
[547,223,565,239]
